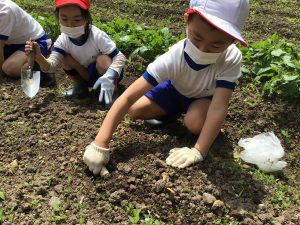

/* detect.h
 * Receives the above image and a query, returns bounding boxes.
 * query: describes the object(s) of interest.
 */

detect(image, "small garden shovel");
[21,45,40,98]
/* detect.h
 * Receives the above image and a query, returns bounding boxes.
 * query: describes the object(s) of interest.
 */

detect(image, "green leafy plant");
[241,33,300,99]
[129,208,141,224]
[49,203,67,223]
[0,191,5,223]
[33,14,60,41]
[213,218,239,225]
[0,192,4,201]
[143,213,161,225]
[78,212,86,225]
[281,129,290,138]
[253,170,300,210]
[0,209,4,224]
[94,18,184,62]
[125,204,161,225]
[29,199,40,209]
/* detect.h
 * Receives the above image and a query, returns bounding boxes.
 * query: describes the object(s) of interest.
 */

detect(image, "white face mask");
[184,39,221,65]
[60,24,85,39]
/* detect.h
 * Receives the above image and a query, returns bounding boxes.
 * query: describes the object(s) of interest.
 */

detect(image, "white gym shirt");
[0,0,45,44]
[49,25,125,75]
[145,39,242,98]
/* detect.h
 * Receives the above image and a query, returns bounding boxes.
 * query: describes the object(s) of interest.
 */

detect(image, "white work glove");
[93,68,118,105]
[166,147,204,168]
[83,142,111,176]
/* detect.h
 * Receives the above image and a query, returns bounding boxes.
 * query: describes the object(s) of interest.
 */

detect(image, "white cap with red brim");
[187,0,249,46]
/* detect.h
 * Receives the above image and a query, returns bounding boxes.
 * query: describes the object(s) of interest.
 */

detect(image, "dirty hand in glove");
[93,68,118,105]
[83,142,111,176]
[166,147,204,168]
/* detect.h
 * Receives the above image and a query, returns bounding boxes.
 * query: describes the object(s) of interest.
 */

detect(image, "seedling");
[29,199,40,209]
[0,192,4,201]
[49,203,67,223]
[144,213,161,225]
[129,208,141,224]
[0,209,4,224]
[125,204,161,225]
[213,218,239,225]
[280,129,290,138]
[78,212,86,225]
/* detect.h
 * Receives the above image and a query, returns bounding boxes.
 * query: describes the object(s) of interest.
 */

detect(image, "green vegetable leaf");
[271,49,286,57]
[0,192,5,201]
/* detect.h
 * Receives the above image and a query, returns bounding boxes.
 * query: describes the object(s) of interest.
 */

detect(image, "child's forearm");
[195,88,232,154]
[37,52,64,73]
[194,106,228,154]
[35,54,51,72]
[109,51,126,75]
[94,77,153,148]
[94,94,132,148]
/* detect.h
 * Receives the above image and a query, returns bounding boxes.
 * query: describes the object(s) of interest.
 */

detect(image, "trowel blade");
[21,69,40,98]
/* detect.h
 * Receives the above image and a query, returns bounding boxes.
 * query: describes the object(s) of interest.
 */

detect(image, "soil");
[0,0,299,225]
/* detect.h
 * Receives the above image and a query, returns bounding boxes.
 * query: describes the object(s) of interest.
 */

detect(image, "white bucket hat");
[187,0,249,46]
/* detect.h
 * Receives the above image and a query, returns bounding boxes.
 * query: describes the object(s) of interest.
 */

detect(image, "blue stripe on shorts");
[3,34,50,59]
[145,80,192,116]
[145,80,213,116]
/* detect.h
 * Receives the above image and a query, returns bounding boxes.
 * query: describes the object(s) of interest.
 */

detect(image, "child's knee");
[96,55,112,74]
[128,106,144,120]
[128,107,139,120]
[62,54,77,69]
[185,123,202,135]
[184,116,204,135]
[2,61,18,77]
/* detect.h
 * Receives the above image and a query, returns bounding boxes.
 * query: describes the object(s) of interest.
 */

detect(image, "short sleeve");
[217,45,242,83]
[53,34,68,56]
[0,4,14,40]
[216,45,242,90]
[96,31,116,55]
[145,46,178,84]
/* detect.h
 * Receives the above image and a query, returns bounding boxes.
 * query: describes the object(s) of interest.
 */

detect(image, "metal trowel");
[21,47,40,98]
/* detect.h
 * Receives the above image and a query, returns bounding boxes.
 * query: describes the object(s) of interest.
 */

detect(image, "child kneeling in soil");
[25,0,126,108]
[0,0,54,87]
[83,0,250,176]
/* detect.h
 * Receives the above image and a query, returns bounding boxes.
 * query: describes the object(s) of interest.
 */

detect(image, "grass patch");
[252,170,300,210]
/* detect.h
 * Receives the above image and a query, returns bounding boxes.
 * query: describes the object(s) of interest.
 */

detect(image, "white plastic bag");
[238,132,287,172]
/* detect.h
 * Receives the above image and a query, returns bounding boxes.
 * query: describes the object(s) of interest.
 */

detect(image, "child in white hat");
[83,0,250,176]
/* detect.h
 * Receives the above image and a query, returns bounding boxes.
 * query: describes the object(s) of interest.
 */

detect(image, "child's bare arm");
[83,76,153,176]
[194,87,233,154]
[95,76,153,147]
[166,88,233,169]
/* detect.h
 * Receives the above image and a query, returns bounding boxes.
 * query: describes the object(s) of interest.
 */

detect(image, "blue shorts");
[4,34,50,59]
[145,80,212,117]
[86,62,124,87]
[86,62,99,87]
[62,62,125,87]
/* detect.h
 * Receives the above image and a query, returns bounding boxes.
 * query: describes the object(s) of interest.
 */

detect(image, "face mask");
[60,24,85,38]
[184,39,221,65]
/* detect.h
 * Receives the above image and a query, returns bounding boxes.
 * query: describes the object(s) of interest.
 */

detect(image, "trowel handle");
[28,50,35,70]
[27,39,35,79]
